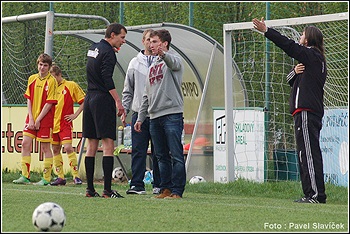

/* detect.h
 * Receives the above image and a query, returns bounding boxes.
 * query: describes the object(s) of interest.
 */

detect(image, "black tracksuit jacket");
[86,39,117,93]
[265,28,327,118]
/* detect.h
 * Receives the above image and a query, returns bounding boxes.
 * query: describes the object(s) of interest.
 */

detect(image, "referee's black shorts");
[82,91,116,140]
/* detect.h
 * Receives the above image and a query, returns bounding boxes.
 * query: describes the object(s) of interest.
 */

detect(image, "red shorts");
[52,127,73,145]
[23,125,52,143]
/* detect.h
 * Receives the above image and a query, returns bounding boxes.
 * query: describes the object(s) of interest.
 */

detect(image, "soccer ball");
[32,202,66,232]
[112,167,126,182]
[189,175,206,184]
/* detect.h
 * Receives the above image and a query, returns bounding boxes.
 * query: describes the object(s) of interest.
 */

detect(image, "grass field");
[1,172,348,232]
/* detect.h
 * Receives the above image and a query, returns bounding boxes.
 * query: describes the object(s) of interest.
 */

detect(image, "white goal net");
[223,12,348,186]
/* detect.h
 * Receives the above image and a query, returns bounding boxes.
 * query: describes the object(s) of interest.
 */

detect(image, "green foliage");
[1,2,49,16]
[123,2,189,26]
[2,2,346,46]
[53,2,121,24]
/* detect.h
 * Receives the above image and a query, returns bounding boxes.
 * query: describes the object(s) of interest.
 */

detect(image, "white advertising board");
[213,109,265,183]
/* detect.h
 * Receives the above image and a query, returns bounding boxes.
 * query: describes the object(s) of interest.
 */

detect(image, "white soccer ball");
[189,175,206,184]
[32,202,66,232]
[112,167,126,182]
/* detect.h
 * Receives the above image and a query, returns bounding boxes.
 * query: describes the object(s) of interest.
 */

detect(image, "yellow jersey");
[53,79,85,133]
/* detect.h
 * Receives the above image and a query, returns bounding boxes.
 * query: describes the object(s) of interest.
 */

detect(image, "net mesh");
[227,16,348,183]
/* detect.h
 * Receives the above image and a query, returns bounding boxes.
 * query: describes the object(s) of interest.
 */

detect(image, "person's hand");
[34,120,41,130]
[27,119,35,130]
[120,111,127,126]
[157,45,165,58]
[134,121,142,132]
[252,17,268,33]
[117,108,124,117]
[113,47,120,53]
[116,101,124,117]
[64,114,76,122]
[294,63,305,74]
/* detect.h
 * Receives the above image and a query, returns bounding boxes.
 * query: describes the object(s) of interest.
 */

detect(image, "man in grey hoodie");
[135,29,186,199]
[122,29,161,195]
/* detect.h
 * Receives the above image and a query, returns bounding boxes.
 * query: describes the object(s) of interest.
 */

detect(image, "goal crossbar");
[224,12,348,31]
[1,11,110,25]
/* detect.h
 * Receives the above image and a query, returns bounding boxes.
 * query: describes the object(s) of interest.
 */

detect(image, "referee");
[83,23,127,198]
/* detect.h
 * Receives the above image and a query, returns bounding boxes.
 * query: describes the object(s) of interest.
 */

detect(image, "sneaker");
[126,186,146,195]
[86,189,101,197]
[33,178,50,186]
[50,177,66,186]
[13,175,30,184]
[294,196,325,204]
[102,190,124,198]
[74,177,83,185]
[154,188,171,199]
[164,193,182,199]
[152,187,161,195]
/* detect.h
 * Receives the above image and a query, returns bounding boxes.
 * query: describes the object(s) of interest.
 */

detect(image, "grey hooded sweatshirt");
[137,48,184,123]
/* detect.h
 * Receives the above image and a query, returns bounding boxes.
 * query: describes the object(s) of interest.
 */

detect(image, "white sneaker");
[152,187,161,194]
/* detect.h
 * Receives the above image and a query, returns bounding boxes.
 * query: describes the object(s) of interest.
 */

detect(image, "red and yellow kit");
[24,73,58,128]
[53,79,85,134]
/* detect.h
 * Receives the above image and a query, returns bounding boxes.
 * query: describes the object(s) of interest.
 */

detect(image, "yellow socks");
[43,157,53,182]
[68,152,79,178]
[21,156,31,179]
[53,154,65,179]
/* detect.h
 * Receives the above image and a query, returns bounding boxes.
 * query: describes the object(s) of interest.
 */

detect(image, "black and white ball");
[32,202,66,232]
[189,175,206,184]
[112,167,126,182]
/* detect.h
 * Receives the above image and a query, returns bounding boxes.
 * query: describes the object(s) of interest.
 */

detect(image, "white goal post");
[223,12,348,184]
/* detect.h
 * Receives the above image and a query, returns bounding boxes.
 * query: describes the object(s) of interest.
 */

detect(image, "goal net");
[2,11,109,105]
[223,12,348,186]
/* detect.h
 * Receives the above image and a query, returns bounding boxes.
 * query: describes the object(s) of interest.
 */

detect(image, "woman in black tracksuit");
[253,17,327,203]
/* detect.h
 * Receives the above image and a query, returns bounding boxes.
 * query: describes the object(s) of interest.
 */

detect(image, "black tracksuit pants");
[293,110,327,203]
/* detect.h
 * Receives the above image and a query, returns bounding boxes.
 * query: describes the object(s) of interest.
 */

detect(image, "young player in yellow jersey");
[49,64,86,185]
[13,53,58,185]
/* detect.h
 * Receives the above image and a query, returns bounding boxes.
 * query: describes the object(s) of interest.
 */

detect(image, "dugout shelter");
[2,12,247,181]
[67,22,247,180]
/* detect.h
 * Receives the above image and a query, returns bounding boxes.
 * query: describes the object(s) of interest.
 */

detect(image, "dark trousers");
[294,111,326,202]
[150,113,186,197]
[130,112,160,188]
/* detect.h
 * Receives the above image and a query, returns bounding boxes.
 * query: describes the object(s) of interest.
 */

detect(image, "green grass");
[2,171,348,232]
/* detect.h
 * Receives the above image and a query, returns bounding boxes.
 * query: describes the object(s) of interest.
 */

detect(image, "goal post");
[1,11,110,105]
[223,12,348,185]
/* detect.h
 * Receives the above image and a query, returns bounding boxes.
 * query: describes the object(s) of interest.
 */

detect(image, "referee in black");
[83,23,127,198]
